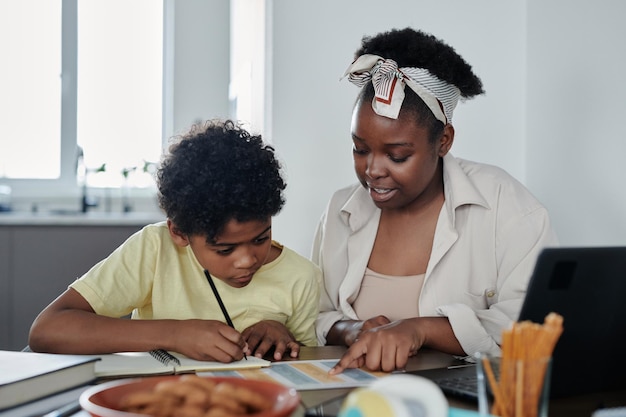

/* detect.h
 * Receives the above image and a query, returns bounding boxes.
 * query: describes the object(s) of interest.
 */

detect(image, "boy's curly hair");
[355,28,485,141]
[156,120,286,241]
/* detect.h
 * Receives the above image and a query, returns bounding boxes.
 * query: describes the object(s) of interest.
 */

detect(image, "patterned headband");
[343,54,460,124]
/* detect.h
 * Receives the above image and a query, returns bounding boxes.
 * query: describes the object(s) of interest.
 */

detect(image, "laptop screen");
[517,246,626,397]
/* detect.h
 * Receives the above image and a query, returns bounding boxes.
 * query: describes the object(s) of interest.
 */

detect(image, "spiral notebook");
[94,350,270,378]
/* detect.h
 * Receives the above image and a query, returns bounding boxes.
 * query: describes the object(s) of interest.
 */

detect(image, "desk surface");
[293,345,466,410]
[295,346,626,417]
[4,346,625,417]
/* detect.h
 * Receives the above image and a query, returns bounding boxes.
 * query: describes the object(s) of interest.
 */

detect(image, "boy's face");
[169,218,273,288]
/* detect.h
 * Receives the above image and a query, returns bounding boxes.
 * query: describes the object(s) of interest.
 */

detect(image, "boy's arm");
[28,287,248,362]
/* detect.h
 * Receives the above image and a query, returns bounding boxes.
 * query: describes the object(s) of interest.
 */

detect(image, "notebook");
[413,246,626,399]
[94,350,271,378]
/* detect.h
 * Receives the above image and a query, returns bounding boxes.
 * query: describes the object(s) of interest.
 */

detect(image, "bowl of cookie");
[79,374,301,417]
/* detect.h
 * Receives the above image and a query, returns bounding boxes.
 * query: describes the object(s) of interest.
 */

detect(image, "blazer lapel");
[337,188,381,317]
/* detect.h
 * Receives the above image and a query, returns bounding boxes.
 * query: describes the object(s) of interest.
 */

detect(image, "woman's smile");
[368,185,398,203]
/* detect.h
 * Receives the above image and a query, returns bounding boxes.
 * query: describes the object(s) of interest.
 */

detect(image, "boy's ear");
[167,219,190,247]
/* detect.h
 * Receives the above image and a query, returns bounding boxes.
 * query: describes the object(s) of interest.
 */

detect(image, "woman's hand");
[361,315,392,332]
[329,318,423,374]
[242,320,300,360]
[346,315,393,345]
[329,317,464,375]
[327,315,392,346]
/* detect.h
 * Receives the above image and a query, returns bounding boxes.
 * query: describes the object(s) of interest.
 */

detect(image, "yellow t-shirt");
[70,222,320,346]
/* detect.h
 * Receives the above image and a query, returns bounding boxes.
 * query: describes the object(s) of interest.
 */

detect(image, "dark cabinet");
[0,224,146,350]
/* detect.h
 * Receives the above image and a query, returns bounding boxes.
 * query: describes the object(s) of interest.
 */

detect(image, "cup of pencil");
[476,312,563,417]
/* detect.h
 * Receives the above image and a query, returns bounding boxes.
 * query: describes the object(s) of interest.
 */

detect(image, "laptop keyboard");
[410,362,499,402]
[434,374,480,400]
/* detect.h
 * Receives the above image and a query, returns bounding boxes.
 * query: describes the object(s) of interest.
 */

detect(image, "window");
[230,0,268,138]
[0,0,62,180]
[77,0,163,189]
[0,0,165,198]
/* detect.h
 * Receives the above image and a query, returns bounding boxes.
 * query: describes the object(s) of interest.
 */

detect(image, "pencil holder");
[476,352,552,417]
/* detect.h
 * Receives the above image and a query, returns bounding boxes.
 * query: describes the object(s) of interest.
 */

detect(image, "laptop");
[305,246,626,415]
[417,246,626,399]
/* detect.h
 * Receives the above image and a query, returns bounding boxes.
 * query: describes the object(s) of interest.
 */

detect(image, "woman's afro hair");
[156,119,286,241]
[355,27,484,98]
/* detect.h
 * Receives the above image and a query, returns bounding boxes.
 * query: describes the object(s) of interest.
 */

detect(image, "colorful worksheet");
[198,359,389,390]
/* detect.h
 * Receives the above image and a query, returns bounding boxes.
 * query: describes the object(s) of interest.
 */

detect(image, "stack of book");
[0,350,98,411]
[0,349,270,411]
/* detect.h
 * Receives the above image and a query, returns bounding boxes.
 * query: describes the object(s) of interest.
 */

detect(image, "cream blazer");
[312,154,558,356]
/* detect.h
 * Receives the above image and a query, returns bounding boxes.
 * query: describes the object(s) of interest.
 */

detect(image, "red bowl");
[79,375,301,417]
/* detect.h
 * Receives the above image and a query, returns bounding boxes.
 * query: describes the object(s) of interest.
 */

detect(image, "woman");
[312,28,558,374]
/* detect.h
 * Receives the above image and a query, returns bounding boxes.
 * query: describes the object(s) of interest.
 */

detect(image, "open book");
[95,350,270,378]
[199,359,389,391]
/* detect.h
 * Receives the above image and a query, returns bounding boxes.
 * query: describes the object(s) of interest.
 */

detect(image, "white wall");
[171,0,231,136]
[269,0,528,256]
[526,0,626,246]
[173,1,626,257]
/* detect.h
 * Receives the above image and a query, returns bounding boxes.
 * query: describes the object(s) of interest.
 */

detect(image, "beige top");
[352,268,425,322]
[314,154,559,355]
[71,222,321,347]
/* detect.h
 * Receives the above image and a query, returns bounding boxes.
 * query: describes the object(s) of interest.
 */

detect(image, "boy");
[29,120,320,362]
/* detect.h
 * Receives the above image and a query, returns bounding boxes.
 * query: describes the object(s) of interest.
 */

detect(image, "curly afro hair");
[355,27,484,98]
[354,27,485,141]
[156,120,286,241]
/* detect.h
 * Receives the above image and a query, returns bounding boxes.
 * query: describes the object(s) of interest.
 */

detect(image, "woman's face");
[351,99,452,211]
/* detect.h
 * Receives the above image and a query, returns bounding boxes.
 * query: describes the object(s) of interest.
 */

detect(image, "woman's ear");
[167,219,190,247]
[438,123,455,157]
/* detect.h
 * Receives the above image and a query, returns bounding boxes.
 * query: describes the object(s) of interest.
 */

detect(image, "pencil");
[204,269,247,360]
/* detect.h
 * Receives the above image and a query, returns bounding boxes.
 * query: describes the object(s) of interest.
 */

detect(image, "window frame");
[3,0,171,201]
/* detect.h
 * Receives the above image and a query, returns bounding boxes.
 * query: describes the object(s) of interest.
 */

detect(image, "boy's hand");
[242,320,300,360]
[171,319,247,362]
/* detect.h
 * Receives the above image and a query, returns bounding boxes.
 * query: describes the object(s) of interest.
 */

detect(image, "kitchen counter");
[0,211,166,226]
